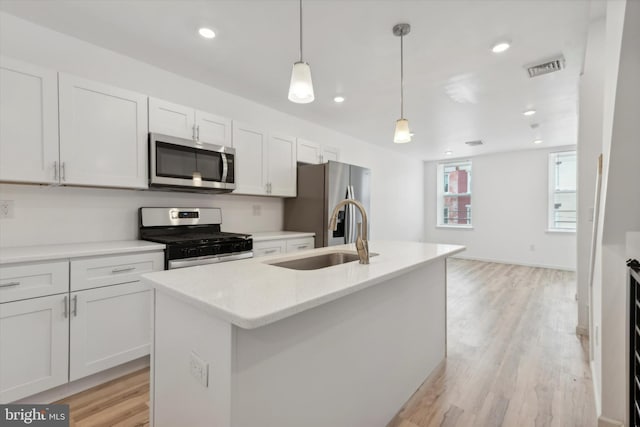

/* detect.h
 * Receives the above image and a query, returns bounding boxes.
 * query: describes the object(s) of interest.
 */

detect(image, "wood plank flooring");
[388,259,597,427]
[54,259,596,427]
[54,368,149,427]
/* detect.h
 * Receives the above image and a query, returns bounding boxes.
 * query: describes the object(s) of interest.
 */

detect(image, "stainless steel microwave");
[149,133,235,193]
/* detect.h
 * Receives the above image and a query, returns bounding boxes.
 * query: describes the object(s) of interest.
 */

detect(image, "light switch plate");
[0,200,14,219]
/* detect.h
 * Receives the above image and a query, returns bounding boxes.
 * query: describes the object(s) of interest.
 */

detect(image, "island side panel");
[153,291,232,427]
[231,259,446,427]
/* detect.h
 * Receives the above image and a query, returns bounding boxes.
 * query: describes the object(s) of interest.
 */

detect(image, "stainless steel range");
[139,207,252,269]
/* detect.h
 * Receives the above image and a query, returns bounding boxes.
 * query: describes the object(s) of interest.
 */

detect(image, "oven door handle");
[168,251,253,269]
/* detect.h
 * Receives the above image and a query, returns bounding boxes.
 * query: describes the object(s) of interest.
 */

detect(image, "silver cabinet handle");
[196,125,200,141]
[63,295,68,318]
[111,266,136,273]
[61,162,66,181]
[53,161,58,181]
[0,281,20,288]
[72,295,78,317]
[264,249,278,254]
[192,124,197,140]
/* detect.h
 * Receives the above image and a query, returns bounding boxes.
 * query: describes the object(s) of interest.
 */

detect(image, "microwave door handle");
[221,153,228,182]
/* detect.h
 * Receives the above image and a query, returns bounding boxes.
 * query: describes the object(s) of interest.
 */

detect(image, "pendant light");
[288,0,314,103]
[393,23,411,143]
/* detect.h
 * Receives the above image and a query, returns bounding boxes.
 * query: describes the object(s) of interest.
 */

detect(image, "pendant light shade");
[394,119,411,143]
[393,23,411,143]
[288,61,314,103]
[288,0,314,104]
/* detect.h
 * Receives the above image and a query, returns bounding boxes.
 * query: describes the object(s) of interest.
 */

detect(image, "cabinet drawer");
[71,251,164,291]
[286,237,315,253]
[0,261,69,303]
[253,241,287,258]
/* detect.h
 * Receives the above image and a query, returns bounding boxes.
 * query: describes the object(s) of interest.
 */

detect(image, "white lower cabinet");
[0,250,163,403]
[69,282,152,381]
[253,236,315,258]
[0,294,69,403]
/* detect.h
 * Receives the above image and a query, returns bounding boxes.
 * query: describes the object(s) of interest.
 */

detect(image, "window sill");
[436,225,474,230]
[546,228,576,234]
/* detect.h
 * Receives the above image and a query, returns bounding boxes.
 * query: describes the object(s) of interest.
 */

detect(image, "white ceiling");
[0,0,598,160]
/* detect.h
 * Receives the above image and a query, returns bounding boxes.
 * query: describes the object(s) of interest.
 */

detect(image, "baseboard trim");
[576,325,589,337]
[598,416,623,427]
[452,254,576,271]
[12,356,149,404]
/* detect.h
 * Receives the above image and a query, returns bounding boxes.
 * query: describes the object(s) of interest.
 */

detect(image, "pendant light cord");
[400,33,404,119]
[299,0,303,61]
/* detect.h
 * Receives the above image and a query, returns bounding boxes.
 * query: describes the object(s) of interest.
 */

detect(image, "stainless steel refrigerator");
[284,161,371,248]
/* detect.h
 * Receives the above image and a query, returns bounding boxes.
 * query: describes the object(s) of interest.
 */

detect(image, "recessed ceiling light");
[523,109,536,116]
[491,41,511,53]
[533,139,543,144]
[444,150,453,155]
[333,96,345,103]
[198,28,216,39]
[409,132,415,137]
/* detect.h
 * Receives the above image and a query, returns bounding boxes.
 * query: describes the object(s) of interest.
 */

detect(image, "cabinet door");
[0,56,59,184]
[253,240,287,258]
[296,138,321,165]
[148,97,195,140]
[0,294,69,403]
[231,121,268,195]
[58,74,148,189]
[321,146,339,163]
[69,282,151,381]
[268,133,297,197]
[195,110,231,146]
[286,237,315,253]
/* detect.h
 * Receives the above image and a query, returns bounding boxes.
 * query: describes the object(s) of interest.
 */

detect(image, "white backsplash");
[0,183,283,247]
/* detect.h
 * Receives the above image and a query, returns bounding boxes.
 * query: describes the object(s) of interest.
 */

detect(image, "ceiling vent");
[464,140,483,147]
[526,55,565,78]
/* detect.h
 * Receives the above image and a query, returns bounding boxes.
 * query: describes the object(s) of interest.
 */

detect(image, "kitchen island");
[142,241,464,427]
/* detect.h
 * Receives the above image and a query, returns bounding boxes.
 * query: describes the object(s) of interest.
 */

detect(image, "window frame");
[436,159,473,229]
[547,150,577,232]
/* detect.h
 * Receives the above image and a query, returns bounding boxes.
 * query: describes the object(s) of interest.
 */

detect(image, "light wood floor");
[54,368,149,427]
[388,259,596,427]
[55,259,596,427]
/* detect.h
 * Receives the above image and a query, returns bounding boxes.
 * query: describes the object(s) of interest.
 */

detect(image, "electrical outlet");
[189,351,209,387]
[0,200,14,219]
[252,204,262,216]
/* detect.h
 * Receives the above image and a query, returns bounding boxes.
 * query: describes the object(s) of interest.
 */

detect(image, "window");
[437,160,472,227]
[548,151,576,231]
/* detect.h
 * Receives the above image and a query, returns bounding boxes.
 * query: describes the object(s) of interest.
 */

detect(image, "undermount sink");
[269,251,378,271]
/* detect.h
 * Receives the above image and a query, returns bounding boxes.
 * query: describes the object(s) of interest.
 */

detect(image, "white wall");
[594,0,640,425]
[0,12,424,247]
[424,147,577,270]
[576,17,605,337]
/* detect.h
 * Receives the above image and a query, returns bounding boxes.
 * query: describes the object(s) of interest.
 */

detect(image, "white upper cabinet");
[296,138,339,164]
[58,74,148,189]
[231,122,297,197]
[148,98,195,140]
[0,56,59,184]
[297,139,321,165]
[268,133,297,197]
[195,110,232,146]
[149,97,231,147]
[232,121,268,195]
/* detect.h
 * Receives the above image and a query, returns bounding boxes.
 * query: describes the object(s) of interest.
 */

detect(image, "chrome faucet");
[329,199,369,264]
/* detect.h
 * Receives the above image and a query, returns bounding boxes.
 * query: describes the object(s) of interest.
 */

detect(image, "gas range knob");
[186,248,198,257]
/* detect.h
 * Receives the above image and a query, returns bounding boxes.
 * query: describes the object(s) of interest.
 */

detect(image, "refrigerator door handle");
[350,185,357,243]
[344,186,351,244]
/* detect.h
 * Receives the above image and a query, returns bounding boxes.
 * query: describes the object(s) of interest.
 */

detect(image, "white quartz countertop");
[0,240,166,264]
[143,241,465,329]
[249,231,315,242]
